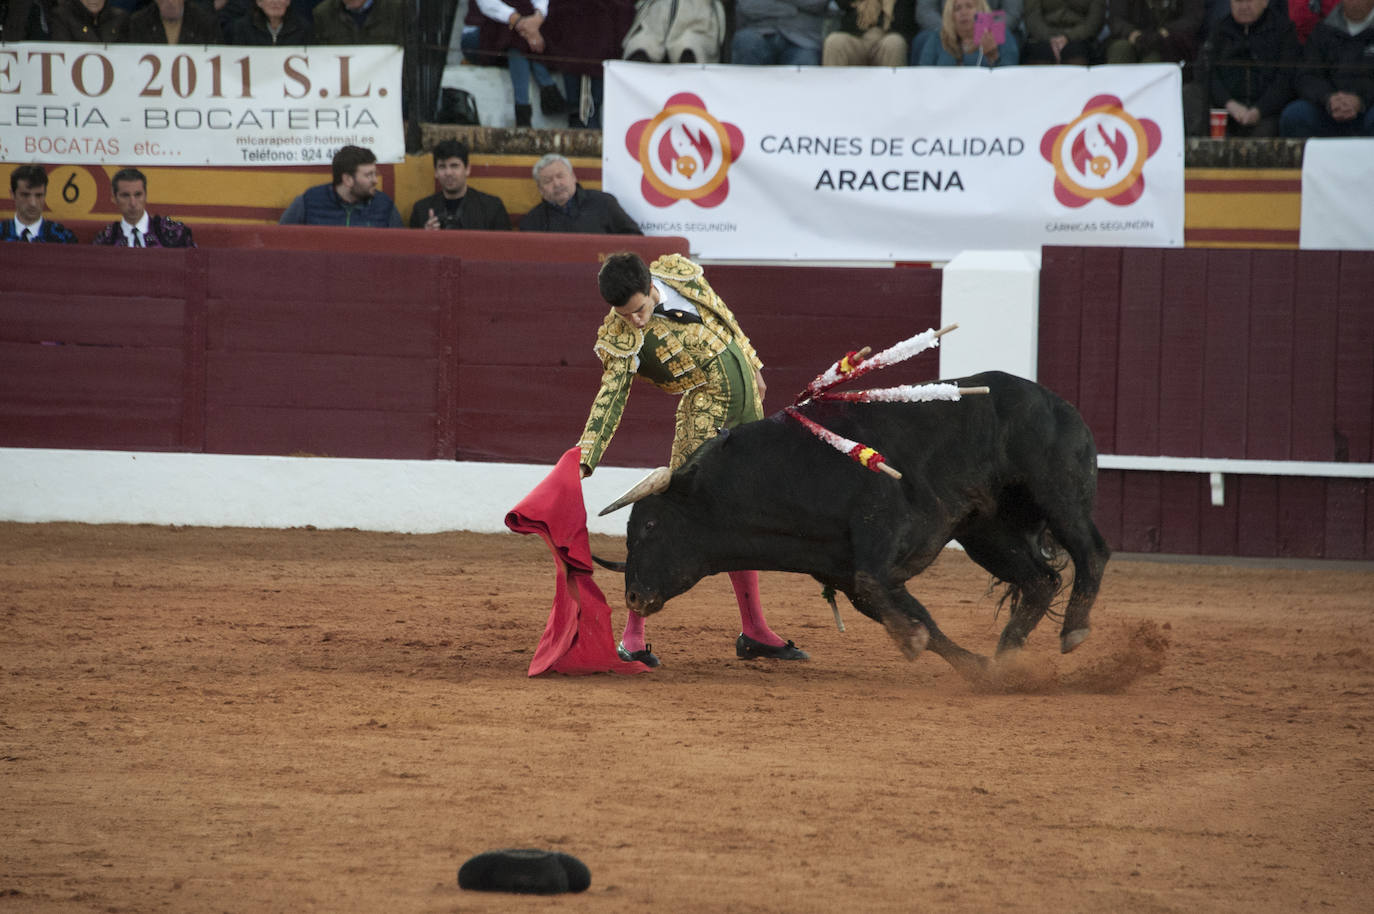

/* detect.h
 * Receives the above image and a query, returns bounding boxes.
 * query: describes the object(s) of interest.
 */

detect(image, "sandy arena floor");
[1,522,1371,913]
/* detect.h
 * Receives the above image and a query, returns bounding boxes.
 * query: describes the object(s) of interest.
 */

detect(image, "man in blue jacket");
[279,145,405,227]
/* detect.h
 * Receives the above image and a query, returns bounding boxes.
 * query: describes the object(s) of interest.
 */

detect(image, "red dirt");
[2,523,1371,913]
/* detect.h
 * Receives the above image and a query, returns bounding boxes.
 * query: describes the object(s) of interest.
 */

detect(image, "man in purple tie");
[2,165,78,244]
[91,168,196,248]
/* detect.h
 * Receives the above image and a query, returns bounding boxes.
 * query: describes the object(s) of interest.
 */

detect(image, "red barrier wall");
[0,243,943,470]
[1040,246,1374,560]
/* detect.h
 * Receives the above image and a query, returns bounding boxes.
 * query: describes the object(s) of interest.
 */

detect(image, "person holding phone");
[917,0,1021,63]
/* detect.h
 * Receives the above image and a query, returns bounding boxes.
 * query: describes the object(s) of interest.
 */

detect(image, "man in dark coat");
[1280,0,1374,136]
[1104,0,1206,63]
[519,154,642,235]
[48,0,128,41]
[312,0,404,44]
[91,168,196,248]
[1,0,46,41]
[409,139,511,231]
[1197,0,1302,136]
[123,0,223,42]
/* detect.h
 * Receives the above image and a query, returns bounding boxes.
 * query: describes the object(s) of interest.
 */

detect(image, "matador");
[577,252,808,666]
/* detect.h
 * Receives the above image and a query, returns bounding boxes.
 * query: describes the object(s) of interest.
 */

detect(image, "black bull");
[604,371,1111,678]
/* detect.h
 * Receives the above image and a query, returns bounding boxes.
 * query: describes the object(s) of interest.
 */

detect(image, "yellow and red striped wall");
[4,157,1301,248]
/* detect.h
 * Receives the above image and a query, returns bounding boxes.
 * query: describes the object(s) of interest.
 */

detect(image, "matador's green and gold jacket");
[577,254,764,473]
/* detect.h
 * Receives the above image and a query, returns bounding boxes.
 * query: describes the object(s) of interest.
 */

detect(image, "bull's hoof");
[1061,627,1091,654]
[884,621,930,660]
[735,633,809,660]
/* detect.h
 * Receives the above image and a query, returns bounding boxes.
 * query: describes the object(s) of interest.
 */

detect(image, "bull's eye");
[643,519,656,534]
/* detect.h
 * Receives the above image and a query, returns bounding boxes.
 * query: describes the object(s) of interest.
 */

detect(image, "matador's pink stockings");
[622,570,784,651]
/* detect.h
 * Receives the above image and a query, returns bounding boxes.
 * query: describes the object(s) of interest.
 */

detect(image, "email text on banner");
[0,42,404,166]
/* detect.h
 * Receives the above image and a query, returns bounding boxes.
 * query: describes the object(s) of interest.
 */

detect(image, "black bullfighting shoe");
[617,642,660,668]
[736,633,809,661]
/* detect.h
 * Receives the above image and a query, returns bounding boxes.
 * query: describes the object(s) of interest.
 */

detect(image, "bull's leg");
[958,519,1062,654]
[1047,518,1110,653]
[849,572,988,681]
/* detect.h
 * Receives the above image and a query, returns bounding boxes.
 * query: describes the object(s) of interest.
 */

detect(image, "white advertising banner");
[0,42,404,166]
[1299,139,1374,251]
[602,61,1185,261]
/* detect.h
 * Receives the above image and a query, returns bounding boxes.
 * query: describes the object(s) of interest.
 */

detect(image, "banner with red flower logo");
[603,62,1184,262]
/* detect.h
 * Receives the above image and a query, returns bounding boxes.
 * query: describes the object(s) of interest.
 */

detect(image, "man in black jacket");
[519,154,642,235]
[1195,0,1302,136]
[123,0,223,43]
[1280,0,1374,135]
[409,139,511,231]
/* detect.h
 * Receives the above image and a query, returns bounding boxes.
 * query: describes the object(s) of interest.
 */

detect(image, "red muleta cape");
[504,447,650,676]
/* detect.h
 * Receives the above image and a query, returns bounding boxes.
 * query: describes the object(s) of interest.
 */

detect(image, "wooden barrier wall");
[1040,246,1374,560]
[5,239,1369,558]
[0,242,942,470]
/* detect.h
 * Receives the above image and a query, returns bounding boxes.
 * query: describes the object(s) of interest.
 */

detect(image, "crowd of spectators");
[449,0,1369,138]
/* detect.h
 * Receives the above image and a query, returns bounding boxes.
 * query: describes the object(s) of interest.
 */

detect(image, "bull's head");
[597,466,711,617]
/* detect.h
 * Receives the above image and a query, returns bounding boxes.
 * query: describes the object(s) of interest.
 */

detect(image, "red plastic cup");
[1209,109,1227,139]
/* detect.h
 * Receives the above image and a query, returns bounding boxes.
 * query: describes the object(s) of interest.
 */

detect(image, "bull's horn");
[598,466,672,516]
[591,554,627,573]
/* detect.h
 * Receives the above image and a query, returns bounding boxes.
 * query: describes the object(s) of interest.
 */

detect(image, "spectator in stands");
[1022,0,1105,63]
[313,0,404,45]
[278,145,401,226]
[824,0,919,65]
[92,168,196,248]
[1,0,46,40]
[1190,0,1300,136]
[730,0,831,64]
[623,0,726,63]
[3,166,79,244]
[519,154,642,234]
[917,0,1022,63]
[227,0,312,44]
[279,145,404,227]
[123,0,223,42]
[47,0,128,40]
[466,0,567,127]
[1280,0,1374,136]
[911,0,1024,63]
[543,0,634,129]
[1290,0,1340,41]
[1104,0,1205,62]
[409,139,511,231]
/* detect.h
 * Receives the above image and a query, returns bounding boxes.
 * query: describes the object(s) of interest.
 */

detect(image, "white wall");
[0,447,655,536]
[938,249,1041,381]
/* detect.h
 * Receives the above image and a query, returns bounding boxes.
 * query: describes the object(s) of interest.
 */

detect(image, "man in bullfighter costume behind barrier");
[577,251,808,666]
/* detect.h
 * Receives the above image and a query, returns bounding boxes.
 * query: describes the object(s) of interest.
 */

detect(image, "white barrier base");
[0,447,655,536]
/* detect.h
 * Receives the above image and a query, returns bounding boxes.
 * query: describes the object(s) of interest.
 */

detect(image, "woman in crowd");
[918,0,1020,65]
